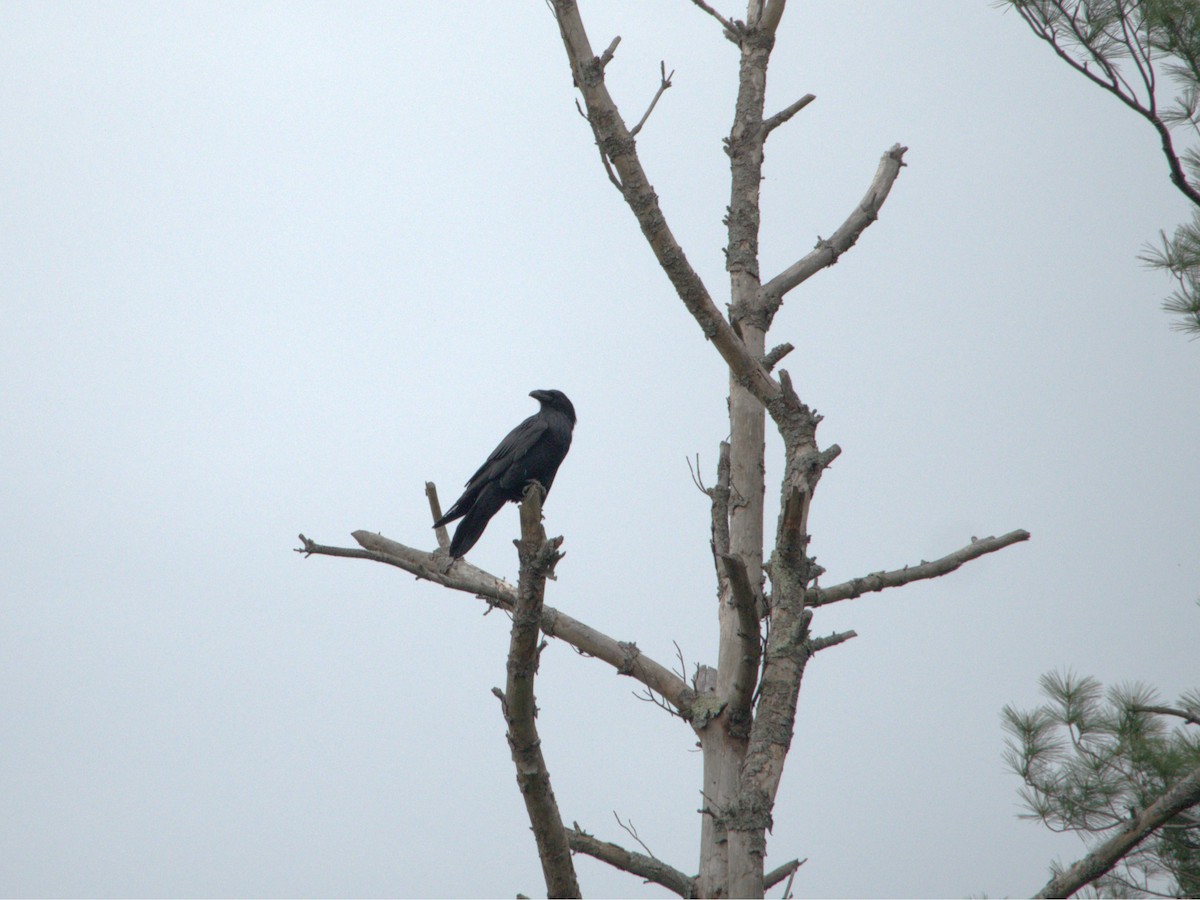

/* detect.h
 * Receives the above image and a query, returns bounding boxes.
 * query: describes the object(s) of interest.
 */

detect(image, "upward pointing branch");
[759,143,908,317]
[551,0,782,410]
[495,483,579,898]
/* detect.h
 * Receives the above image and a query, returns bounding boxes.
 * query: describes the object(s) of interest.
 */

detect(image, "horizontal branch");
[810,530,1030,607]
[759,143,908,316]
[567,826,695,898]
[1033,762,1200,899]
[1134,705,1200,727]
[297,530,697,719]
[809,629,856,654]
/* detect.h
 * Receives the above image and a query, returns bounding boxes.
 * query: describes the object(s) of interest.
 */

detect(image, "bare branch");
[499,483,579,898]
[761,342,793,372]
[598,34,620,70]
[425,481,450,551]
[720,553,762,732]
[708,441,733,599]
[809,629,857,654]
[687,0,738,39]
[613,811,658,859]
[811,529,1031,607]
[298,528,698,719]
[762,93,814,137]
[551,0,783,411]
[1032,762,1200,899]
[760,0,787,36]
[630,62,675,138]
[566,825,696,898]
[764,857,806,891]
[759,143,908,316]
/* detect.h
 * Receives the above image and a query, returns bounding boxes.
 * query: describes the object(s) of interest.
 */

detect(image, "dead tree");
[298,2,1029,896]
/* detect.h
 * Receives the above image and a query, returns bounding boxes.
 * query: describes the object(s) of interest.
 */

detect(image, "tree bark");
[495,484,580,898]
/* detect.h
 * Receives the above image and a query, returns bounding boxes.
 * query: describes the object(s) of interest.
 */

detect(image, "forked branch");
[297,525,697,719]
[810,530,1031,607]
[630,62,675,137]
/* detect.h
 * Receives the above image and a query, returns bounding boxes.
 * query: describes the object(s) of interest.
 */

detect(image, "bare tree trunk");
[699,3,777,892]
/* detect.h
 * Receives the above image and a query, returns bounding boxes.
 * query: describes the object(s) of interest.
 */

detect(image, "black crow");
[434,389,576,558]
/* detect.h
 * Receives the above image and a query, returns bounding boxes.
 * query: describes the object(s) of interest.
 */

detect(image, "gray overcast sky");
[2,2,1197,898]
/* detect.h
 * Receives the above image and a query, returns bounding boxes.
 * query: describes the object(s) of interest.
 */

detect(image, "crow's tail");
[447,485,507,558]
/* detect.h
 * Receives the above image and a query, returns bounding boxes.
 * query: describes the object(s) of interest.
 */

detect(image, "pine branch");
[1010,1,1200,206]
[1134,705,1200,727]
[810,530,1031,607]
[1032,762,1200,899]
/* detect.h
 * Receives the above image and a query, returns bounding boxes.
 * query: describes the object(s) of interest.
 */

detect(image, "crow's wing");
[433,413,550,527]
[461,412,548,495]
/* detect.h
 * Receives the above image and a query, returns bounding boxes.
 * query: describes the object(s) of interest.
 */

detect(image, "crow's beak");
[529,390,550,403]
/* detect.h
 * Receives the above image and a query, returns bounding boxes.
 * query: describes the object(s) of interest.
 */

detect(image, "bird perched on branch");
[434,389,576,558]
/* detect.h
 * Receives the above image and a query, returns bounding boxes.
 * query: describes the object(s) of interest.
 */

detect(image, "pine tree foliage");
[1003,672,1200,896]
[1005,0,1200,335]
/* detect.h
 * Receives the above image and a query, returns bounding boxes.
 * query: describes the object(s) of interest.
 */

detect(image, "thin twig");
[630,62,675,137]
[613,811,658,859]
[566,825,695,898]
